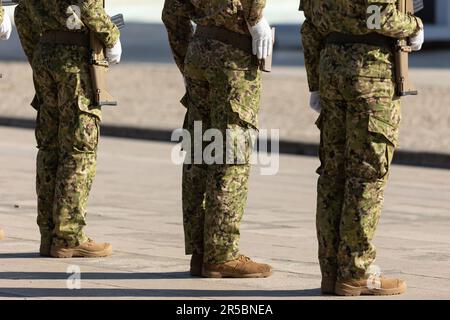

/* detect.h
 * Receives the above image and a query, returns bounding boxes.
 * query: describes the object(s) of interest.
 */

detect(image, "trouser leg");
[52,109,99,247]
[316,98,347,279]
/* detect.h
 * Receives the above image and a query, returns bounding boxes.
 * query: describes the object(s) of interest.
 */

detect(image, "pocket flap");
[368,114,399,147]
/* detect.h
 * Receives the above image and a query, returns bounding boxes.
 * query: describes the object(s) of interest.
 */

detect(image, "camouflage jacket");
[162,0,266,72]
[0,4,4,24]
[14,0,119,63]
[300,0,423,92]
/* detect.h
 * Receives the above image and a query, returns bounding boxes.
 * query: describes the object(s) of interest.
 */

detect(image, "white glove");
[247,17,273,60]
[0,12,12,41]
[106,38,122,64]
[410,28,424,51]
[309,91,321,113]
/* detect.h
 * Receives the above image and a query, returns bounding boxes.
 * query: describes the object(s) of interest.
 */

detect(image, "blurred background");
[1,0,449,167]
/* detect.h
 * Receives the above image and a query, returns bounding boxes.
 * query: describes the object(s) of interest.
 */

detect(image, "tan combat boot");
[335,277,406,296]
[50,238,112,258]
[202,255,273,278]
[190,253,203,277]
[0,228,4,240]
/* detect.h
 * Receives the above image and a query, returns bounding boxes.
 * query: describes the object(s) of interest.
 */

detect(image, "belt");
[325,32,395,48]
[40,31,90,47]
[194,25,253,54]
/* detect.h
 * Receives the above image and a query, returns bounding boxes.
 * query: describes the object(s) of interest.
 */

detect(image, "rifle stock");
[89,9,125,106]
[395,0,418,96]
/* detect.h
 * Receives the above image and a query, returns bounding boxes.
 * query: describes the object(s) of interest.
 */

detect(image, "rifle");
[260,28,276,73]
[3,0,125,106]
[90,11,125,106]
[395,0,424,96]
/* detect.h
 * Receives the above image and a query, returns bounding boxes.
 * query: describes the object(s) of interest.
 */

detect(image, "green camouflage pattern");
[15,0,118,248]
[183,163,250,264]
[162,0,265,72]
[300,0,418,281]
[316,45,401,281]
[15,0,119,64]
[300,0,422,91]
[181,39,261,264]
[163,1,264,264]
[33,45,99,247]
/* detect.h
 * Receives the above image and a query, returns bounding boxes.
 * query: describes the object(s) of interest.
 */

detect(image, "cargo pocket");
[76,71,102,120]
[367,114,398,178]
[227,68,261,129]
[73,113,100,154]
[368,114,399,148]
[61,65,102,121]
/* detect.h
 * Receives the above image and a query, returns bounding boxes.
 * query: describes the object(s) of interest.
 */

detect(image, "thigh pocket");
[367,99,401,148]
[366,113,399,179]
[73,113,100,153]
[226,68,261,129]
[59,68,102,120]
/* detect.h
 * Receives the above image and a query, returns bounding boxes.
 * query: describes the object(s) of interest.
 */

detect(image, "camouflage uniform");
[15,0,119,248]
[300,0,422,281]
[162,0,265,264]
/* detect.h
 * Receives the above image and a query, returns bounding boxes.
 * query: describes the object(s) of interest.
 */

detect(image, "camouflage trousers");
[32,44,101,248]
[316,44,401,281]
[182,37,261,264]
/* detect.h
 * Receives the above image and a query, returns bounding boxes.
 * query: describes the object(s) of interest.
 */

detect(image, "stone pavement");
[0,126,449,300]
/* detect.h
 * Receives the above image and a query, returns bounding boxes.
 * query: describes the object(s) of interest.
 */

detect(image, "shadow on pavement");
[0,287,322,298]
[0,271,194,280]
[0,252,41,259]
[1,116,449,169]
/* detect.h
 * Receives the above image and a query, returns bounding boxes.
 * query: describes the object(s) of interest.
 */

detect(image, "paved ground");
[0,126,449,300]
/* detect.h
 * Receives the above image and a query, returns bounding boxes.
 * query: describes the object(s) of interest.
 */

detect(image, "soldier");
[0,2,12,241]
[14,0,122,258]
[162,1,274,278]
[300,0,424,295]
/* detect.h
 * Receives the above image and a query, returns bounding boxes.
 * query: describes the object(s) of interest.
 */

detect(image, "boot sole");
[335,282,407,296]
[50,247,112,258]
[202,270,273,279]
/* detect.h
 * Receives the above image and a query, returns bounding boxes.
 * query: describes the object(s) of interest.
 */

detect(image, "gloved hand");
[247,17,273,60]
[410,27,424,51]
[309,91,321,113]
[0,12,12,41]
[106,38,122,64]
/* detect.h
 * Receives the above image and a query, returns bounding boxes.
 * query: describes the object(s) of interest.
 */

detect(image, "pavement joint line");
[1,117,450,170]
[400,272,450,280]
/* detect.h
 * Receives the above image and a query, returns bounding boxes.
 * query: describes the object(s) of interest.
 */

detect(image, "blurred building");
[417,0,450,42]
